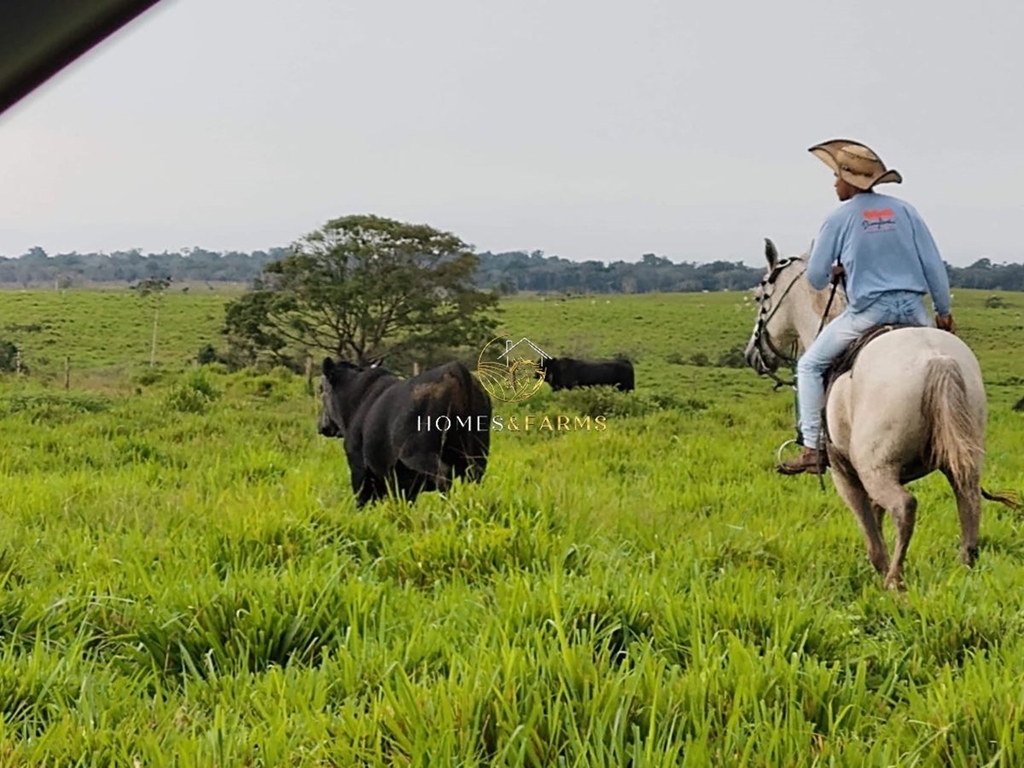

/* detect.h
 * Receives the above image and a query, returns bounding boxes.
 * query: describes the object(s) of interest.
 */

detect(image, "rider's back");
[807,193,951,316]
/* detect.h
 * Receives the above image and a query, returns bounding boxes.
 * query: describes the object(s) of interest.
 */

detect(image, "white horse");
[744,238,1017,590]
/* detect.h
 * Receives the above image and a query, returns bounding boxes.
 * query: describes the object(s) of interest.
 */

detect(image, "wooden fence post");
[413,361,420,376]
[149,306,159,368]
[305,356,314,395]
[64,356,71,390]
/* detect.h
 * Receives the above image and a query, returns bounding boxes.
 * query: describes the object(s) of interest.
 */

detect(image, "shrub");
[0,393,111,422]
[553,387,707,419]
[196,344,222,365]
[716,346,747,368]
[165,371,221,414]
[135,369,165,387]
[0,339,20,373]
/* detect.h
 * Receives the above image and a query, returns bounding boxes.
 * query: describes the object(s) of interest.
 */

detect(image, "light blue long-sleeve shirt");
[807,192,951,316]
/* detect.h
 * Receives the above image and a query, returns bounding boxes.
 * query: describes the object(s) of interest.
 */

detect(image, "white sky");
[0,0,1021,266]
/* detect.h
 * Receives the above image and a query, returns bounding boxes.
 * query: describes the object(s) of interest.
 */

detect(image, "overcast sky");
[0,0,1021,266]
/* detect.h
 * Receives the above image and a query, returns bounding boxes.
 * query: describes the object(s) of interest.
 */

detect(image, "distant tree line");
[2,246,1024,293]
[473,251,1024,294]
[474,251,764,293]
[0,247,288,287]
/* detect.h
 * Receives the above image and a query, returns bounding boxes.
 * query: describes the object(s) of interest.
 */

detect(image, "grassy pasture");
[0,286,1023,765]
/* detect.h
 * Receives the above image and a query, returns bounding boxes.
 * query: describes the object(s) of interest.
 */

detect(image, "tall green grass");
[0,287,1022,764]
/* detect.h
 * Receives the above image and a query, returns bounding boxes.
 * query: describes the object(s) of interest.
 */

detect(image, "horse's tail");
[981,487,1022,510]
[922,355,984,489]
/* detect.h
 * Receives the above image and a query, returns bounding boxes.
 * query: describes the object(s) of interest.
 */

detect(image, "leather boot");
[777,446,829,475]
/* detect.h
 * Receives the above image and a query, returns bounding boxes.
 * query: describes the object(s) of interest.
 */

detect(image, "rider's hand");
[936,314,956,334]
[830,264,846,285]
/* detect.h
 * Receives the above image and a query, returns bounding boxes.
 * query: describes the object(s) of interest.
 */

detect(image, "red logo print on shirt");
[862,208,896,233]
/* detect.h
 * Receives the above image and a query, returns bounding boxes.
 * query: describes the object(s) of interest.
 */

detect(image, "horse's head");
[743,239,807,377]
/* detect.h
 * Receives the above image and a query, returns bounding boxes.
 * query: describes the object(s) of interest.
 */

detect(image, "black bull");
[538,357,635,391]
[318,358,492,507]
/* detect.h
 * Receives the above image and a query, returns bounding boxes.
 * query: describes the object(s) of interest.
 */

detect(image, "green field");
[2,286,1024,765]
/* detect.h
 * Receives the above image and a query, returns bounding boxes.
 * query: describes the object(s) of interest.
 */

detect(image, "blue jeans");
[797,290,933,448]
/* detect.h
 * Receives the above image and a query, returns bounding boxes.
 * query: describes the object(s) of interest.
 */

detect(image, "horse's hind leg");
[943,469,981,567]
[871,502,885,534]
[860,471,917,591]
[831,461,889,576]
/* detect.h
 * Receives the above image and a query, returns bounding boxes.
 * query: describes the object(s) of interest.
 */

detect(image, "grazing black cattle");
[537,357,635,392]
[1014,397,1024,412]
[318,358,492,507]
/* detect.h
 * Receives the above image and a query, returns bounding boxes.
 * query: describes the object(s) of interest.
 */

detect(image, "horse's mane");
[794,259,847,321]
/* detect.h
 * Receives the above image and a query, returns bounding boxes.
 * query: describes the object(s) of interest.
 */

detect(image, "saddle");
[820,322,919,444]
[822,323,918,390]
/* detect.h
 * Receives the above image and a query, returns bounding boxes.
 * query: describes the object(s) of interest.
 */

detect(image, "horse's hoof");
[884,576,907,592]
[960,547,979,568]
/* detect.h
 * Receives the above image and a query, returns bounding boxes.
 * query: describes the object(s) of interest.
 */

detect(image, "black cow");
[537,357,635,392]
[318,358,492,507]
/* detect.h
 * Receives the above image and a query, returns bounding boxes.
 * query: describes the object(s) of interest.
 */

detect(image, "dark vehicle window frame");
[0,0,162,117]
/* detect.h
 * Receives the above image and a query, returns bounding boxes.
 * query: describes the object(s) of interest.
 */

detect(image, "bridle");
[750,257,806,390]
[750,251,846,483]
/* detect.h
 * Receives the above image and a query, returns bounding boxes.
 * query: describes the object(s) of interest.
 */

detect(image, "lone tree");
[223,215,500,368]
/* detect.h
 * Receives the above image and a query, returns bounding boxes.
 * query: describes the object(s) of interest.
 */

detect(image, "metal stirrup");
[775,438,800,469]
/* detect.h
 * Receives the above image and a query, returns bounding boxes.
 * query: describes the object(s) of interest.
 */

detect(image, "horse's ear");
[764,238,779,269]
[322,357,334,377]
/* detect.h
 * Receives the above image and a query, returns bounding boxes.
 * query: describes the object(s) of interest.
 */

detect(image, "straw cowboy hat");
[808,139,903,190]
